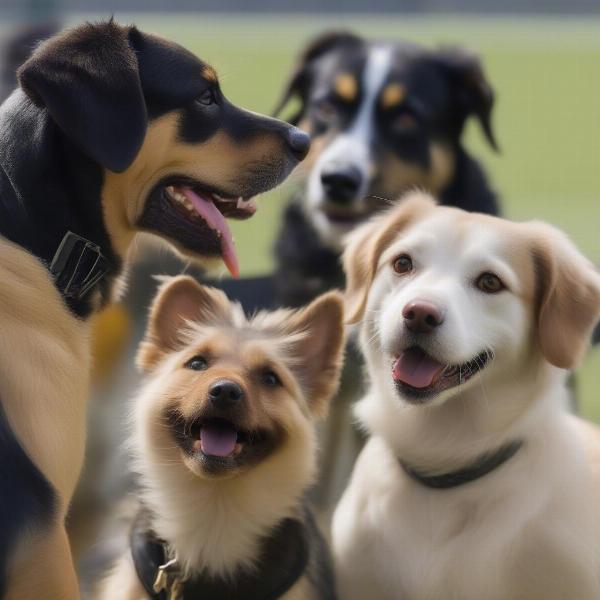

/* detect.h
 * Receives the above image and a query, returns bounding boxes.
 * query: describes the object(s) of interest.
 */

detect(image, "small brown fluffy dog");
[99,276,344,600]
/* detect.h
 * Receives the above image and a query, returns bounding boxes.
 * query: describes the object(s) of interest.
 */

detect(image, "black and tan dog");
[99,277,344,600]
[272,31,499,307]
[0,20,308,599]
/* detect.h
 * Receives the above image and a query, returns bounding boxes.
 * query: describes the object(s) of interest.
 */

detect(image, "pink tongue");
[200,424,237,457]
[392,348,445,389]
[179,187,239,277]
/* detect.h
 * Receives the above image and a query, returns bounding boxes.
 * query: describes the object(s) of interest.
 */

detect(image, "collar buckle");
[49,231,109,300]
[153,555,183,600]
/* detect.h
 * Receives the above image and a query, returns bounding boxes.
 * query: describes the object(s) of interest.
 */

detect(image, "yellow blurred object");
[91,304,132,385]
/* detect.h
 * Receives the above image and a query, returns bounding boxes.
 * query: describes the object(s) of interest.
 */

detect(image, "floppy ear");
[344,192,436,324]
[137,276,231,372]
[532,225,600,369]
[127,27,207,110]
[284,291,346,417]
[273,31,363,124]
[432,47,498,151]
[17,20,147,173]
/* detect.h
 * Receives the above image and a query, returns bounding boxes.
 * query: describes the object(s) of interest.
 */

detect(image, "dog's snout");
[403,300,444,334]
[208,379,244,409]
[286,127,311,161]
[320,163,362,204]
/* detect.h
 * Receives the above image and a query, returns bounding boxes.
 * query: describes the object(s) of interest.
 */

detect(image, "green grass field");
[86,14,600,419]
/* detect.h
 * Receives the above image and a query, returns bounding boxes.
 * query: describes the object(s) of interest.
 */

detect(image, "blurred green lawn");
[96,14,600,420]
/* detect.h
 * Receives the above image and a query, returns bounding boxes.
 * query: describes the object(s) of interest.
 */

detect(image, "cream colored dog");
[332,193,600,600]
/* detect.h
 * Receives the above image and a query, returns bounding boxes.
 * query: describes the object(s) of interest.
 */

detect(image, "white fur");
[305,45,393,250]
[333,208,600,600]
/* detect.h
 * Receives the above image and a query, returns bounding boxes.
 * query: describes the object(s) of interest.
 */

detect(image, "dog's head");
[17,21,310,276]
[135,276,344,483]
[274,32,496,249]
[344,193,600,413]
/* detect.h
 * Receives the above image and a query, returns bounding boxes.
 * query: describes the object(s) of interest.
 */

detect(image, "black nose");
[286,127,311,161]
[403,300,445,334]
[320,164,362,204]
[208,380,244,410]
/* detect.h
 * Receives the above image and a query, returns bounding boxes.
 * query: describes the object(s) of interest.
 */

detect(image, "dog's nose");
[208,380,244,410]
[286,127,311,161]
[403,300,444,334]
[321,164,362,204]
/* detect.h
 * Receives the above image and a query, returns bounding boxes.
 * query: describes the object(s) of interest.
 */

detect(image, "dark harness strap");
[130,508,310,600]
[400,440,524,490]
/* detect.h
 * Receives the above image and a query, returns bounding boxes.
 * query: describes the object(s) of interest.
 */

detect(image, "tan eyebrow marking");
[202,65,218,82]
[334,73,358,102]
[380,83,406,109]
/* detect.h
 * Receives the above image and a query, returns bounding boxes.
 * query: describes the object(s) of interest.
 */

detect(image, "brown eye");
[185,356,208,370]
[261,370,281,388]
[476,272,505,294]
[196,88,216,106]
[393,112,418,132]
[313,99,337,123]
[393,254,413,275]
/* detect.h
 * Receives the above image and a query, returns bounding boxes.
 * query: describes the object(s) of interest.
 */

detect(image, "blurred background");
[1,0,599,592]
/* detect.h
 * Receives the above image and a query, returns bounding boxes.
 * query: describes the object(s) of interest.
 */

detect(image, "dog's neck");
[0,91,122,317]
[359,362,567,475]
[135,434,315,578]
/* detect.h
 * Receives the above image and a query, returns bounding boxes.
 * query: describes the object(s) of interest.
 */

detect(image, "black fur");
[0,402,56,596]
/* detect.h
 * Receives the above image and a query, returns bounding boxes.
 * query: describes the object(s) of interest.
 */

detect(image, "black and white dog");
[273,31,500,307]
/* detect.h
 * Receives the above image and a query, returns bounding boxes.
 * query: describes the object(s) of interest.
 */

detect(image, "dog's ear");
[273,31,363,124]
[531,225,600,369]
[284,291,345,417]
[431,47,498,151]
[344,192,436,325]
[127,27,208,110]
[137,276,231,372]
[17,21,147,173]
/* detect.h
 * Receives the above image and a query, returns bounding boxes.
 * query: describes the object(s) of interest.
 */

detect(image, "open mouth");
[138,177,257,277]
[392,346,493,402]
[169,412,277,474]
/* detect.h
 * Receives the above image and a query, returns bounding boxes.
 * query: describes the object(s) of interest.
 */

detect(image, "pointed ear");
[531,226,600,370]
[285,292,346,417]
[137,276,231,372]
[273,31,363,124]
[432,47,498,151]
[344,192,437,324]
[17,20,147,173]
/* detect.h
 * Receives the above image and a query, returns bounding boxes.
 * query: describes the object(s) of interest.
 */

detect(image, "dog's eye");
[476,272,505,294]
[313,99,337,124]
[185,356,208,370]
[393,254,413,275]
[392,112,418,133]
[261,370,281,388]
[196,89,216,106]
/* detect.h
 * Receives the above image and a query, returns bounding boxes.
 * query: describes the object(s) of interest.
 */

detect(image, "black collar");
[0,154,111,314]
[400,440,524,490]
[49,231,110,303]
[130,507,310,600]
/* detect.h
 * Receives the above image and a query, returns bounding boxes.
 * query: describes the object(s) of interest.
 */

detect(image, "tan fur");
[373,142,455,201]
[344,192,436,323]
[334,73,358,103]
[380,83,406,109]
[0,236,92,599]
[333,194,600,600]
[99,278,345,598]
[102,114,282,260]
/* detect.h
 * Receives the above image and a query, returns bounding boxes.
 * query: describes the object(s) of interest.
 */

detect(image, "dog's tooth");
[165,186,175,198]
